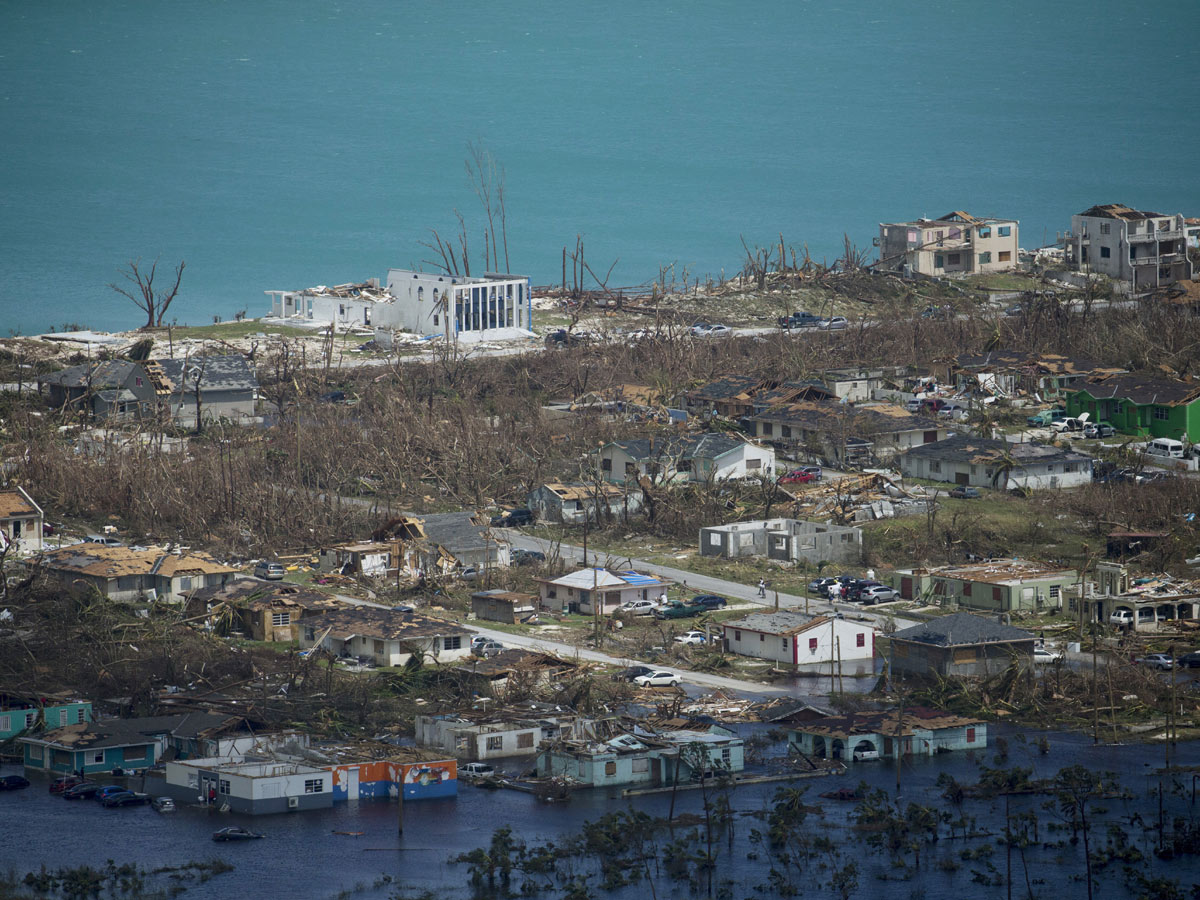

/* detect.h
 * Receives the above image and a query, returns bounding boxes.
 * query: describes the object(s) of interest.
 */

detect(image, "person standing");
[757,579,767,598]
[829,582,841,602]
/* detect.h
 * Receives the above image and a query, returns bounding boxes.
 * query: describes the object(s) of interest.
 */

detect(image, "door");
[954,472,969,485]
[900,576,913,600]
[347,767,360,800]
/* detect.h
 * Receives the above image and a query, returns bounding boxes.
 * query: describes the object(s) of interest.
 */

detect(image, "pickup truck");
[778,311,822,329]
[653,600,701,620]
[1026,408,1066,427]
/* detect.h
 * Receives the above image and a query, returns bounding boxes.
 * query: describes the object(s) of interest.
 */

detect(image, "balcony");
[1129,228,1182,243]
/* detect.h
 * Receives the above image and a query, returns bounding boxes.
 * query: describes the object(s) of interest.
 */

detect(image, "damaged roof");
[926,558,1077,584]
[408,511,502,555]
[792,706,984,739]
[0,487,40,519]
[317,607,469,642]
[31,713,238,749]
[1074,373,1200,407]
[901,434,1094,466]
[605,432,755,462]
[1078,203,1167,221]
[892,612,1034,647]
[753,400,941,435]
[539,482,625,501]
[722,611,834,636]
[191,577,344,612]
[686,374,770,403]
[39,544,237,578]
[155,355,257,393]
[952,350,1123,377]
[40,360,141,390]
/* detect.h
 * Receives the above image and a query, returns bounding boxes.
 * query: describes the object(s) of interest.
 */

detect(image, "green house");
[0,695,92,741]
[1065,375,1200,442]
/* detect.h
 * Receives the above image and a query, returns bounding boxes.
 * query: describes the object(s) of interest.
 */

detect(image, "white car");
[632,670,681,687]
[703,324,732,338]
[689,323,712,336]
[1033,647,1063,664]
[673,631,707,645]
[819,316,848,330]
[618,599,660,616]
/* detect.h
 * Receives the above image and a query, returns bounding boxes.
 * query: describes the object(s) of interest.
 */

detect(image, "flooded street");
[3,724,1199,899]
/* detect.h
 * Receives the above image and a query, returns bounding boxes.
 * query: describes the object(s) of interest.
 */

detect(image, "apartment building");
[1063,203,1194,289]
[877,211,1019,277]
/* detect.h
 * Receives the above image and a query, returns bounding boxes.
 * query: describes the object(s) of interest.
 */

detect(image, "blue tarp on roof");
[619,571,661,586]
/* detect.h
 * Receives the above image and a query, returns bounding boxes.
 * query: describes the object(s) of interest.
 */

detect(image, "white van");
[1146,438,1185,459]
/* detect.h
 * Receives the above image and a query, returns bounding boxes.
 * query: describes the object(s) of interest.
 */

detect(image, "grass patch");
[171,321,316,340]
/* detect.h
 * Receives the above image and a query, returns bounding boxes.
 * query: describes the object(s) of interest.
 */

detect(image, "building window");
[721,747,732,765]
[1153,406,1170,421]
[0,714,9,732]
[993,586,1003,603]
[947,253,960,265]
[444,636,462,650]
[372,639,384,655]
[929,460,941,473]
[734,630,742,641]
[781,425,792,438]
[271,612,291,627]
[781,638,788,649]
[966,727,976,743]
[632,757,648,773]
[91,751,105,764]
[761,422,773,436]
[219,779,231,795]
[1100,247,1110,258]
[135,377,143,387]
[517,732,534,749]
[759,633,765,642]
[856,633,865,648]
[978,227,992,238]
[59,709,69,726]
[304,778,324,793]
[978,251,992,265]
[998,251,1011,262]
[601,457,612,471]
[1049,585,1060,601]
[487,736,503,751]
[76,708,87,724]
[998,226,1011,237]
[809,638,818,652]
[417,287,424,302]
[433,314,439,326]
[26,712,35,727]
[178,576,192,591]
[746,458,761,469]
[962,582,972,596]
[605,761,617,776]
[1100,223,1110,234]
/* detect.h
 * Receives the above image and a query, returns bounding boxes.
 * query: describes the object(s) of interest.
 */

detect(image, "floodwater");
[3,724,1199,899]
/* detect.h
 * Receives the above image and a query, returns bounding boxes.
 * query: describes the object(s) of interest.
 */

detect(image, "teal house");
[537,726,744,789]
[0,694,92,742]
[20,713,234,776]
[1065,374,1200,441]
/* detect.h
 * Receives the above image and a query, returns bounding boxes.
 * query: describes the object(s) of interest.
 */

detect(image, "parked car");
[779,311,822,329]
[94,785,130,802]
[921,305,953,319]
[674,631,708,645]
[779,469,818,485]
[1109,609,1134,626]
[808,577,837,595]
[689,322,712,336]
[85,535,124,546]
[473,640,505,658]
[1026,408,1066,427]
[857,584,898,604]
[1177,650,1200,668]
[1033,647,1064,664]
[212,826,264,842]
[545,329,590,348]
[460,762,497,780]
[50,776,84,794]
[612,665,657,683]
[618,599,660,616]
[796,465,822,481]
[1083,421,1115,439]
[62,782,102,800]
[490,508,534,527]
[949,486,981,499]
[151,796,176,812]
[654,600,701,620]
[100,790,150,807]
[470,634,492,648]
[456,566,480,582]
[253,561,286,581]
[318,390,348,403]
[818,316,848,330]
[0,775,30,791]
[687,594,729,611]
[1004,304,1024,317]
[701,324,732,337]
[632,670,681,687]
[1051,417,1086,433]
[1138,653,1174,671]
[511,548,546,565]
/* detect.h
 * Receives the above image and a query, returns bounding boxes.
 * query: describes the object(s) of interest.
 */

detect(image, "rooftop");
[1078,203,1167,221]
[753,400,941,435]
[539,482,625,501]
[605,432,756,462]
[155,355,257,393]
[882,210,1017,227]
[925,558,1077,584]
[0,487,40,519]
[723,611,832,636]
[792,706,984,739]
[38,544,237,579]
[30,713,237,750]
[892,612,1034,647]
[316,608,469,642]
[901,434,1093,466]
[543,568,672,590]
[1074,373,1200,407]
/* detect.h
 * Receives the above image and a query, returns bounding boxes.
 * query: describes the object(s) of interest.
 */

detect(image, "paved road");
[330,590,789,695]
[500,530,921,632]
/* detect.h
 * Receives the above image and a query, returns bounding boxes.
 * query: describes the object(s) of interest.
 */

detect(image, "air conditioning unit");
[287,796,299,809]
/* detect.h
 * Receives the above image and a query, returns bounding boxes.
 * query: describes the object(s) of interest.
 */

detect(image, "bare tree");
[109,258,186,329]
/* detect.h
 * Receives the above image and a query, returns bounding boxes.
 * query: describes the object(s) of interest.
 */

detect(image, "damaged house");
[527,481,643,525]
[35,544,237,603]
[1064,373,1200,443]
[300,607,472,667]
[787,707,987,764]
[894,559,1078,613]
[722,611,876,672]
[1063,204,1193,289]
[188,577,346,642]
[888,612,1036,677]
[366,510,511,576]
[937,351,1125,401]
[748,400,950,466]
[700,517,862,566]
[899,434,1095,490]
[0,487,44,556]
[877,211,1019,277]
[595,433,775,485]
[416,707,583,761]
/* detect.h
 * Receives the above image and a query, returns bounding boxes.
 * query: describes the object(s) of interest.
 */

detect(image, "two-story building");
[0,693,91,741]
[1063,203,1194,289]
[877,211,1019,277]
[748,401,949,467]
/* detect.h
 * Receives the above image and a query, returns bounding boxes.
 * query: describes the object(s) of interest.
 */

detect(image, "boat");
[212,826,265,842]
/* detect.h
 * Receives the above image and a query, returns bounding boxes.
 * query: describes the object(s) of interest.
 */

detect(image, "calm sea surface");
[1,1,1198,332]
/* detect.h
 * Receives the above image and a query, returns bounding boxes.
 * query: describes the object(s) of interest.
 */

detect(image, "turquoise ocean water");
[1,0,1198,334]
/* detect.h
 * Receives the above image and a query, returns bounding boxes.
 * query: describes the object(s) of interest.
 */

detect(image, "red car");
[779,469,817,485]
[50,776,84,794]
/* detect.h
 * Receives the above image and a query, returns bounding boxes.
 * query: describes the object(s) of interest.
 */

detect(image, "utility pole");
[894,693,904,800]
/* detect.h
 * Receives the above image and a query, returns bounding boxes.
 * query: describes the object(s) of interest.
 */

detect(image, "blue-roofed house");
[536,568,674,615]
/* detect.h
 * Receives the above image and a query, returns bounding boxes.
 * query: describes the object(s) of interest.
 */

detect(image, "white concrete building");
[264,280,396,328]
[595,433,775,485]
[877,211,1019,277]
[163,757,333,814]
[722,611,875,671]
[385,269,532,340]
[1063,204,1193,290]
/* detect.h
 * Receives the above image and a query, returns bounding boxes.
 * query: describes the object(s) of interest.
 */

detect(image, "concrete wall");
[386,270,531,337]
[699,518,861,566]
